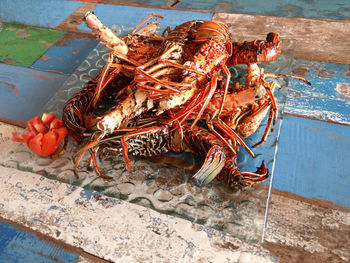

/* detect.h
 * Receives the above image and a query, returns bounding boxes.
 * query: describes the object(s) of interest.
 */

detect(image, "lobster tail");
[228,32,282,66]
[192,145,226,186]
[62,79,96,143]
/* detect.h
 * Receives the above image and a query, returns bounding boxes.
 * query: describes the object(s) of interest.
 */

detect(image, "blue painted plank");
[0,0,82,28]
[285,60,350,124]
[273,114,350,208]
[108,0,169,6]
[32,36,98,74]
[0,64,68,123]
[0,222,79,263]
[78,4,213,34]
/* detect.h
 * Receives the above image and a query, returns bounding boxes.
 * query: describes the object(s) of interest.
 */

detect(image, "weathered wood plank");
[77,4,213,33]
[286,59,350,124]
[0,64,68,123]
[273,114,350,208]
[187,0,350,20]
[55,1,98,33]
[0,222,79,263]
[0,0,82,28]
[32,34,98,74]
[213,13,350,65]
[78,0,350,20]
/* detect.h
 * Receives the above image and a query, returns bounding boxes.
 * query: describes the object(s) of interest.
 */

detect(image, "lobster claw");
[12,113,67,157]
[192,145,226,186]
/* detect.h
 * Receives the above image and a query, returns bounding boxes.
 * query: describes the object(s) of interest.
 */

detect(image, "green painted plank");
[0,23,65,67]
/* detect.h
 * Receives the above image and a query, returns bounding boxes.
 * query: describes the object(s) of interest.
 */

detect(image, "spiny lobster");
[83,117,269,189]
[62,13,310,187]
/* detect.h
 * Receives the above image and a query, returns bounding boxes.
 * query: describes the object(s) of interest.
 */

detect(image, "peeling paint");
[0,80,18,94]
[39,40,53,48]
[286,60,350,124]
[311,63,337,79]
[305,126,346,142]
[0,63,68,122]
[292,64,310,78]
[2,58,17,64]
[336,83,350,97]
[15,29,32,37]
[40,55,53,61]
[29,72,58,81]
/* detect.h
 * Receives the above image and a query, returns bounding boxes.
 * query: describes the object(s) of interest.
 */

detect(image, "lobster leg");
[136,68,186,93]
[90,147,113,180]
[218,63,231,116]
[84,11,128,55]
[212,118,255,158]
[264,81,279,123]
[91,53,114,109]
[264,73,311,86]
[130,14,163,35]
[158,60,206,76]
[206,120,237,156]
[191,74,221,128]
[252,108,274,148]
[239,161,269,187]
[217,157,269,189]
[244,100,270,124]
[167,74,221,127]
[74,133,105,179]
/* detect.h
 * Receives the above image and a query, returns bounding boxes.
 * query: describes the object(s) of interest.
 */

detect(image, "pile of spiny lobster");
[13,12,310,189]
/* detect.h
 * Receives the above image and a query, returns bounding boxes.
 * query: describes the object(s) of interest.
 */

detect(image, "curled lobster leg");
[264,72,311,86]
[239,161,269,187]
[90,147,113,180]
[217,156,269,189]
